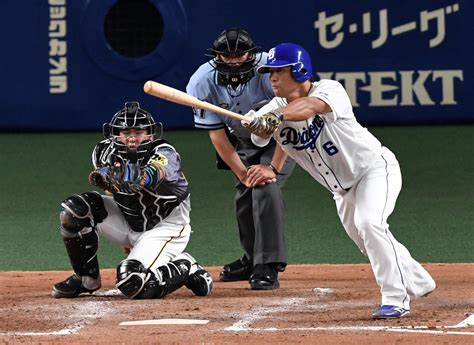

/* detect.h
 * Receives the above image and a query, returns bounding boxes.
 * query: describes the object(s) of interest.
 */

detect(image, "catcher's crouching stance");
[52,102,213,299]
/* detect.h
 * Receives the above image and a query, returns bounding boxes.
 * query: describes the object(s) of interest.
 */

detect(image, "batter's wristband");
[269,163,280,175]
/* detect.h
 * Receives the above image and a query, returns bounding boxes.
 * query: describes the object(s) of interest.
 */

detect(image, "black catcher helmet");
[206,28,261,88]
[103,101,162,165]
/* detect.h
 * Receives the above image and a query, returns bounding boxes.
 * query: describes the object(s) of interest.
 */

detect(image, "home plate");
[120,319,209,326]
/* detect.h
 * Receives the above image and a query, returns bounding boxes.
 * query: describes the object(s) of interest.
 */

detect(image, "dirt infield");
[1,263,473,344]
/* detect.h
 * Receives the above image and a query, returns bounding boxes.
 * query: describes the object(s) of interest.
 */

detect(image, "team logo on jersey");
[279,115,324,151]
[149,153,168,166]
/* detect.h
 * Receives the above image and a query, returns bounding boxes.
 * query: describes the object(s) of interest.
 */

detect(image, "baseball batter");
[52,102,213,299]
[243,43,436,319]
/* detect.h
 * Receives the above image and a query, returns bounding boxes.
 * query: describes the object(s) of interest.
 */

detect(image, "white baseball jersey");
[252,79,436,308]
[253,79,384,194]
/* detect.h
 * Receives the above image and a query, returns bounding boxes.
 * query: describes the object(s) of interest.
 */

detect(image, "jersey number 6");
[322,141,339,156]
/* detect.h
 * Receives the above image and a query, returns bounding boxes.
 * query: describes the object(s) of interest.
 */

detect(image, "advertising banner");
[0,0,470,130]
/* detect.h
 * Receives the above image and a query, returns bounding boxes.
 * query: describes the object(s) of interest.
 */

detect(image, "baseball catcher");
[52,102,213,299]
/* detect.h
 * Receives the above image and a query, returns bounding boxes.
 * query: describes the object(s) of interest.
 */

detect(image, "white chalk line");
[246,326,474,336]
[0,301,113,337]
[224,297,372,332]
[226,297,308,331]
[224,296,474,336]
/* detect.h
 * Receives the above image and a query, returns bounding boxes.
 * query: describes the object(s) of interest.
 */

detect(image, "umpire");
[186,28,295,289]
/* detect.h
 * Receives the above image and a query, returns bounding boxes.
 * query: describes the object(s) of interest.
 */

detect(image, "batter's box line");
[224,297,373,332]
[241,323,474,336]
[224,299,474,336]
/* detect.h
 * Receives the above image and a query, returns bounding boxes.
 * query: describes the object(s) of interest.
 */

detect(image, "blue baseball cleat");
[371,305,410,319]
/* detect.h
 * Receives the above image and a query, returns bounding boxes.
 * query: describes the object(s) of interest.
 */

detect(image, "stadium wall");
[0,0,471,130]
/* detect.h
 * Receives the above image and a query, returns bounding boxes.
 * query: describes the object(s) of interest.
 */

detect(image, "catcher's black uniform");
[92,138,190,232]
[53,102,212,299]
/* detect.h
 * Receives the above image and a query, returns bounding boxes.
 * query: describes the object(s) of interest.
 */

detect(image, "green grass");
[0,125,472,271]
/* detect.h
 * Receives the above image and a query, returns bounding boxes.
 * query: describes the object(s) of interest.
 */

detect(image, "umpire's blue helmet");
[257,43,312,82]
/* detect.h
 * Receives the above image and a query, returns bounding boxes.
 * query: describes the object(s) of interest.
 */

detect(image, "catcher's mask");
[206,28,261,88]
[257,43,313,83]
[103,101,163,165]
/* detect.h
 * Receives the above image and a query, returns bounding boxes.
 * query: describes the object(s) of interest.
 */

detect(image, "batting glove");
[261,111,284,135]
[242,110,284,136]
[242,110,268,135]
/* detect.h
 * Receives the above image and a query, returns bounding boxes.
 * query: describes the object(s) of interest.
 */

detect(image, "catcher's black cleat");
[249,264,279,290]
[185,268,213,296]
[219,256,253,282]
[52,274,100,298]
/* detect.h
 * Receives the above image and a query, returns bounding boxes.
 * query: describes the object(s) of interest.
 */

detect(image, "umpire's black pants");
[234,137,295,268]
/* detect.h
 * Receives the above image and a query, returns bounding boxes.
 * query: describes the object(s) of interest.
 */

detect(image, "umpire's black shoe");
[249,264,279,290]
[52,274,100,298]
[219,256,253,282]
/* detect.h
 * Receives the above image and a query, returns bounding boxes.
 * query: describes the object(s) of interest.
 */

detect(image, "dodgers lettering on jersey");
[186,52,274,138]
[279,115,325,151]
[253,79,384,193]
[92,139,189,231]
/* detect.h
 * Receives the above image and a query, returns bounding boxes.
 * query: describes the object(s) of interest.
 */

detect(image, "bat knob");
[143,81,153,93]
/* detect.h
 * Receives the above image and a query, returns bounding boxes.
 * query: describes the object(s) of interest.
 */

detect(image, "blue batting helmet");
[257,43,312,82]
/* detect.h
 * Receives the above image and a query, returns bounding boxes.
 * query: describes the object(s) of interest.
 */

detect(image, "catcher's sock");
[82,274,101,290]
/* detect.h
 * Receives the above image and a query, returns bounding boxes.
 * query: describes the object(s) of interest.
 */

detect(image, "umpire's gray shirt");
[186,53,274,138]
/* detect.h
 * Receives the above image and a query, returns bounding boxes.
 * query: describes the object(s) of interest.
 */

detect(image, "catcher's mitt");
[88,167,119,193]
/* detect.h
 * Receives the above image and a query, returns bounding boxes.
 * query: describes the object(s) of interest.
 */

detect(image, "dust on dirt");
[1,264,473,344]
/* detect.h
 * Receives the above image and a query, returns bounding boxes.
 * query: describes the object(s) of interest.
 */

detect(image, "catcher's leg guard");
[116,258,192,299]
[60,192,108,234]
[179,252,213,296]
[62,232,100,279]
[186,268,213,296]
[58,192,107,282]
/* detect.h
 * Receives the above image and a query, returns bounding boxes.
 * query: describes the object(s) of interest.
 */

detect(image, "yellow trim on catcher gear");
[147,225,187,269]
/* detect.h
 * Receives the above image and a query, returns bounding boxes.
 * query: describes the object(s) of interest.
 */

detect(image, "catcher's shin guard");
[62,231,100,279]
[116,258,192,299]
[59,192,107,279]
[179,252,213,296]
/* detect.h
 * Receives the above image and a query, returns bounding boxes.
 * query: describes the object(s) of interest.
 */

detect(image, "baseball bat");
[143,81,249,122]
